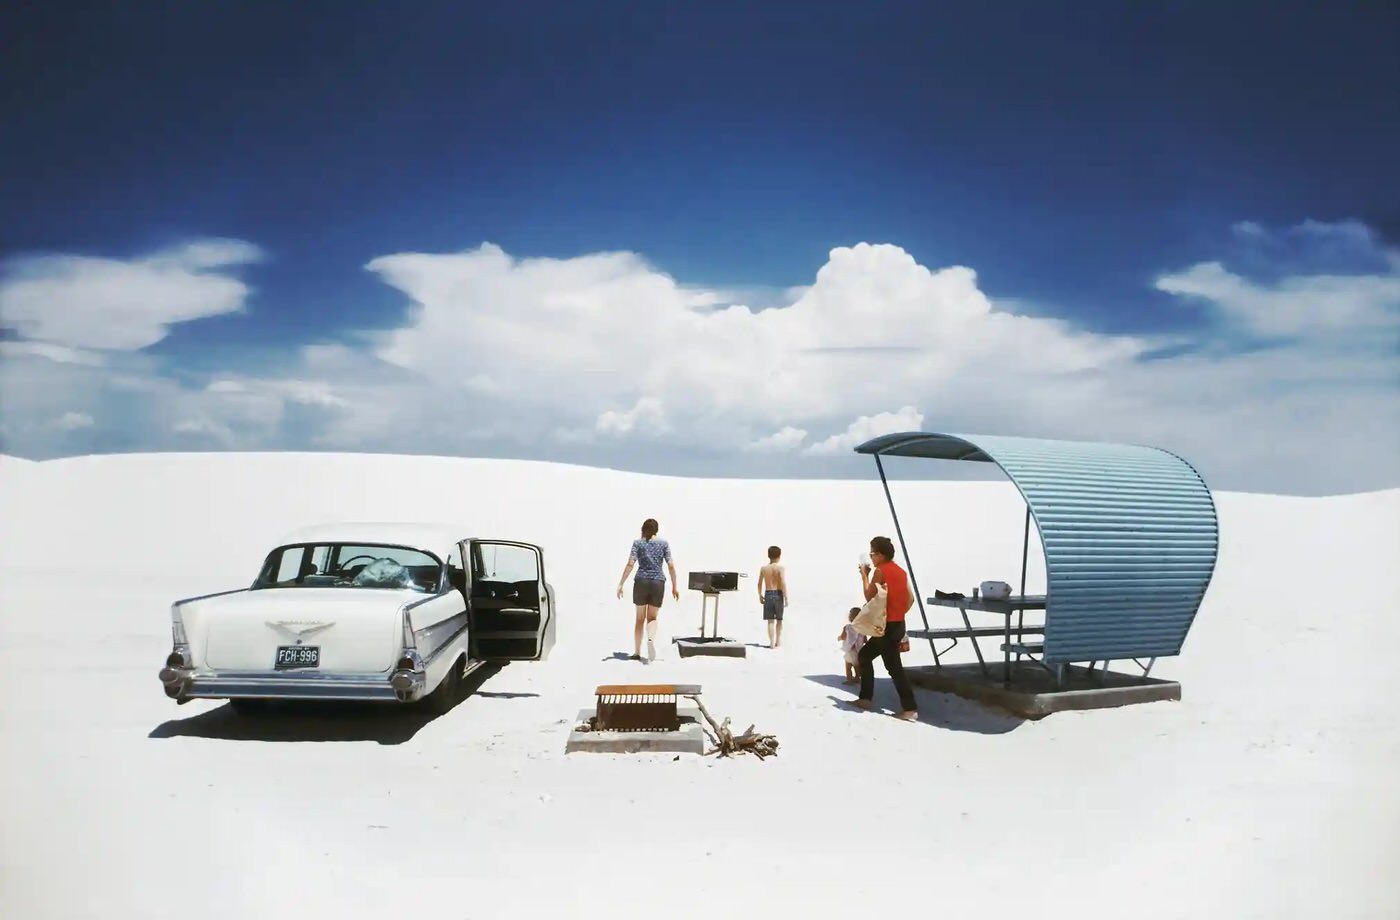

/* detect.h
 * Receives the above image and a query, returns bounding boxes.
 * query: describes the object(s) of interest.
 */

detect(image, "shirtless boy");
[757,545,788,648]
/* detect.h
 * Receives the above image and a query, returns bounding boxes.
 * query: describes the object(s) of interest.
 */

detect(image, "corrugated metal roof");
[855,432,1218,663]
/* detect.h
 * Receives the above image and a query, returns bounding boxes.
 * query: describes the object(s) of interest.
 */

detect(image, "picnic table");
[910,594,1048,682]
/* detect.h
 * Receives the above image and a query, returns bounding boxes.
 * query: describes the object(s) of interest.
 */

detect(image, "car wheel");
[229,698,269,716]
[422,658,462,715]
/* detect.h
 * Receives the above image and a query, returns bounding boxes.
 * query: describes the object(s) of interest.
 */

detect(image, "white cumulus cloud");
[596,397,667,436]
[1156,261,1400,340]
[0,238,263,350]
[0,341,106,366]
[365,241,1144,451]
[51,411,95,431]
[172,418,235,443]
[804,406,925,455]
[745,426,808,453]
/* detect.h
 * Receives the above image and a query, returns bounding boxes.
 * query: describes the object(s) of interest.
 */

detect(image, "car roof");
[275,522,467,555]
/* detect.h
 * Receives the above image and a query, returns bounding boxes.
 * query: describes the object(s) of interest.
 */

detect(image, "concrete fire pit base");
[565,706,706,754]
[906,663,1181,719]
[672,637,746,658]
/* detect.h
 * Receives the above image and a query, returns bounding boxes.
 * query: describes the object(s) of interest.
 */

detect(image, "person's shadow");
[803,673,1025,734]
[149,662,531,745]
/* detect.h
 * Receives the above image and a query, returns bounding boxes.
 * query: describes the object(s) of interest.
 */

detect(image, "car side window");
[477,543,539,584]
[445,547,468,597]
[273,547,303,584]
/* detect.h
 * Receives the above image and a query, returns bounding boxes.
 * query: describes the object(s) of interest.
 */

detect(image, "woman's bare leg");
[644,607,659,660]
[633,605,647,657]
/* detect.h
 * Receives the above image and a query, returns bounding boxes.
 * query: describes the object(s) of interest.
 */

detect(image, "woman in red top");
[856,535,918,720]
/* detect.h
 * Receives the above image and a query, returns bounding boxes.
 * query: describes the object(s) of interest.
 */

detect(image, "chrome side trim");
[402,591,450,611]
[172,588,250,607]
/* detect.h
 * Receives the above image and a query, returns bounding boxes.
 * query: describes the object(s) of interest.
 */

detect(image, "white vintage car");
[158,523,556,713]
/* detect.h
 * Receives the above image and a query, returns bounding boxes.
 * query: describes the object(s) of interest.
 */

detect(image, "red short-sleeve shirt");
[879,561,910,623]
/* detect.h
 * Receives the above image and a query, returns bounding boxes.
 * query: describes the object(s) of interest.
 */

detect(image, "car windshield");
[254,543,442,593]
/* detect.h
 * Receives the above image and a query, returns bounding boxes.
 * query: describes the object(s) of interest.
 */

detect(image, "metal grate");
[593,684,700,732]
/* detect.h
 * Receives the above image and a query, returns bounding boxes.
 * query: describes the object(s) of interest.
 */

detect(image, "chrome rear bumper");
[159,666,426,703]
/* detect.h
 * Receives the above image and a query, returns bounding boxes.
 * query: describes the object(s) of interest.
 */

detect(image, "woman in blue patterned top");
[615,517,679,661]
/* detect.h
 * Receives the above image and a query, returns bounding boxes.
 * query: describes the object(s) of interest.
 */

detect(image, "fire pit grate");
[593,684,701,732]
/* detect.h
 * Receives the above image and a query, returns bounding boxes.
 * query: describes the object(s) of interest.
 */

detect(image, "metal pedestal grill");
[687,571,743,638]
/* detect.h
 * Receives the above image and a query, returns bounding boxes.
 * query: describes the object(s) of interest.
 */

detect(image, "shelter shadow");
[149,662,509,745]
[803,673,1025,735]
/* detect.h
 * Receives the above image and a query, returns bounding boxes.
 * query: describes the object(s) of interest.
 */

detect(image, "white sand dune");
[2,452,1397,919]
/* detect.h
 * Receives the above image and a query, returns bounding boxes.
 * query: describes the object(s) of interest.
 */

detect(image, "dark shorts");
[632,578,665,608]
[763,590,784,621]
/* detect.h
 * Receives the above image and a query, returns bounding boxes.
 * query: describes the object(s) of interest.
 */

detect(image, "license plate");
[274,645,320,669]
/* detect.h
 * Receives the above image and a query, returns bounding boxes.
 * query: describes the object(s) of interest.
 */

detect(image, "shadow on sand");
[803,673,1025,735]
[149,662,523,745]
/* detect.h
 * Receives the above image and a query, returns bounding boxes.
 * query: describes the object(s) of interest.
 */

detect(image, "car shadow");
[803,673,1025,735]
[149,662,517,745]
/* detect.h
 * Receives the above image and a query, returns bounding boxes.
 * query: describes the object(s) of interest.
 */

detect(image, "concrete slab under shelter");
[565,706,706,755]
[906,663,1181,719]
[672,636,746,658]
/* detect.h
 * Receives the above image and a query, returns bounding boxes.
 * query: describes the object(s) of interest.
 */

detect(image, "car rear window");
[255,543,442,593]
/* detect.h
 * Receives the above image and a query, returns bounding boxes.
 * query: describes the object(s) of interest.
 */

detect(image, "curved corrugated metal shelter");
[854,432,1218,665]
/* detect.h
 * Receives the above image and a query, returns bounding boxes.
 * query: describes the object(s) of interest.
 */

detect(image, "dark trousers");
[858,619,917,712]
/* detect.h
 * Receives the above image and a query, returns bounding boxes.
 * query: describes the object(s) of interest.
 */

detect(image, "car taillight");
[171,605,188,645]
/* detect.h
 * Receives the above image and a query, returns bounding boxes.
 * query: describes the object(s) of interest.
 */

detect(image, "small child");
[837,606,866,684]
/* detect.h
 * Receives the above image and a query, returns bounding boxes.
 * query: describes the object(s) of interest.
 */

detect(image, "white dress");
[841,623,866,664]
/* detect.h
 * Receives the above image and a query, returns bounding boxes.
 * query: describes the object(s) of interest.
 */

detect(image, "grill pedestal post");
[698,591,722,638]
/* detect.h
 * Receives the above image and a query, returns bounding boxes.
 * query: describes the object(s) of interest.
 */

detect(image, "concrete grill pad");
[564,706,707,754]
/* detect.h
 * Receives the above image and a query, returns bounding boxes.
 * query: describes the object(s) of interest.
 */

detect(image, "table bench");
[908,626,1046,640]
[924,594,1048,683]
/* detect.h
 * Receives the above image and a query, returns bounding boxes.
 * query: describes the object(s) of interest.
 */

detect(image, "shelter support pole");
[1016,505,1030,664]
[873,453,938,666]
[1143,657,1156,678]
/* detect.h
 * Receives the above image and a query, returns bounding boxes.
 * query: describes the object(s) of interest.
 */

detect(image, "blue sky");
[1,1,1397,493]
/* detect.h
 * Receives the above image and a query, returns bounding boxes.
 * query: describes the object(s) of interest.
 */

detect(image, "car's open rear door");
[464,540,554,660]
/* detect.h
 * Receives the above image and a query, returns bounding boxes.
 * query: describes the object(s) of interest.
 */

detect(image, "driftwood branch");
[684,695,779,760]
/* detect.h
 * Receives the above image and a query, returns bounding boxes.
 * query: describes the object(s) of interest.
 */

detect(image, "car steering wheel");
[336,554,381,577]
